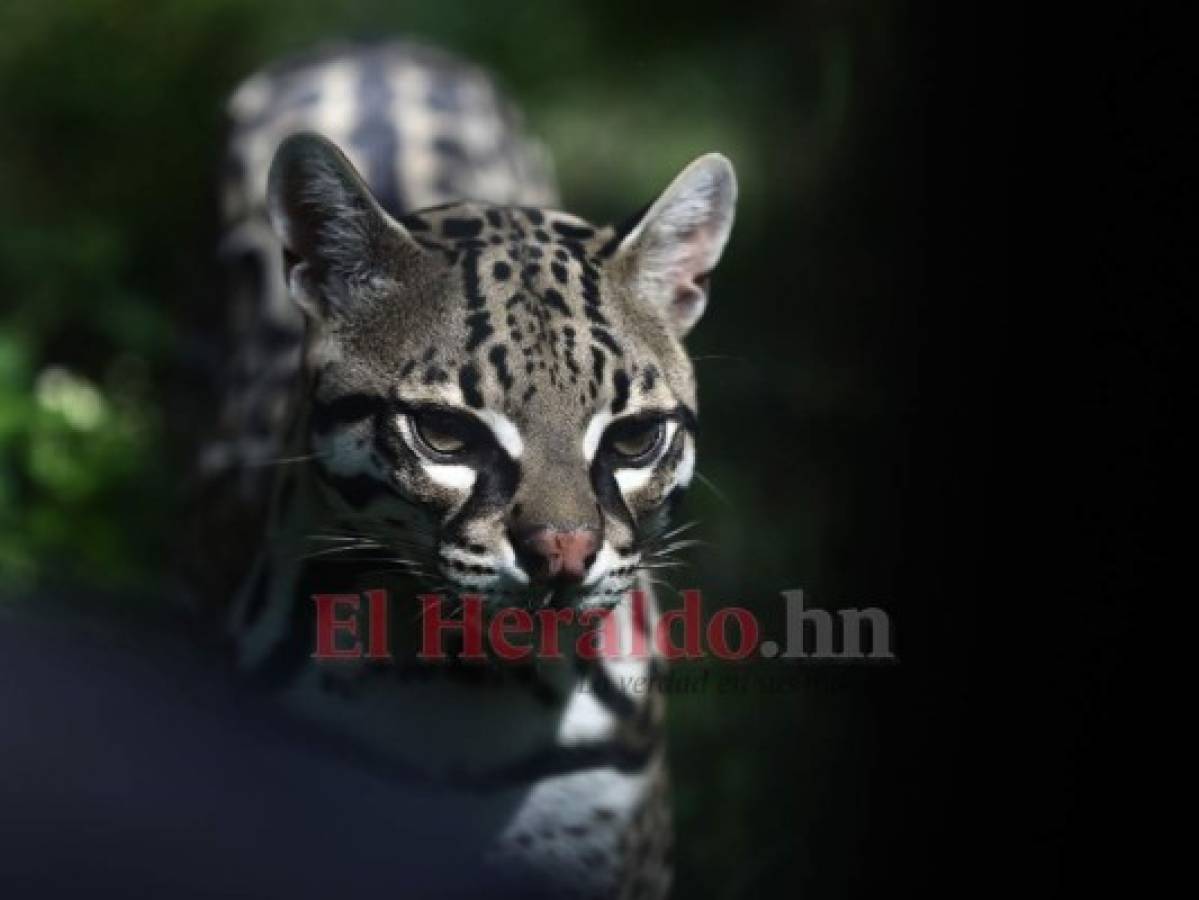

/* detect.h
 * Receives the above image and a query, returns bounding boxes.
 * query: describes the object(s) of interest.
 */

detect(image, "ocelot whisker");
[295,544,384,562]
[637,560,688,572]
[693,469,730,505]
[647,538,710,555]
[244,451,333,468]
[655,520,701,542]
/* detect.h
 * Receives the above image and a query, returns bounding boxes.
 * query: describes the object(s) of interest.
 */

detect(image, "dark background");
[0,2,1102,897]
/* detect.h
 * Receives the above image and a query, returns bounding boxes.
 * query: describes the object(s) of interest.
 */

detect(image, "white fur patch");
[614,466,654,495]
[556,688,616,745]
[674,435,696,488]
[474,408,524,459]
[583,543,620,587]
[421,461,475,492]
[582,410,613,462]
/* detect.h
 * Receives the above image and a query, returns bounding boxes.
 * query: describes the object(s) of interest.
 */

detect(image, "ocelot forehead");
[338,202,693,434]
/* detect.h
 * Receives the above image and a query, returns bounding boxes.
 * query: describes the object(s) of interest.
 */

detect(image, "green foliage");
[0,332,163,586]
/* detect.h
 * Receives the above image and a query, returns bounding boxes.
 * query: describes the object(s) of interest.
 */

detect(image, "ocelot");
[193,39,736,900]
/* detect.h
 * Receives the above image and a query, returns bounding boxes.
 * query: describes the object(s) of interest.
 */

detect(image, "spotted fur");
[196,39,736,899]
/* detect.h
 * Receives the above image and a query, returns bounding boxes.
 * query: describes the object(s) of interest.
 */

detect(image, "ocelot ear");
[267,132,417,320]
[615,153,737,338]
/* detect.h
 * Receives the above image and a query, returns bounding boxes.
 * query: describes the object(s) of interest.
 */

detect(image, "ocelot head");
[268,133,736,610]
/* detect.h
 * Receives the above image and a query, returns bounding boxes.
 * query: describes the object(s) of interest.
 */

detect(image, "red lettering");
[655,590,704,660]
[576,608,620,660]
[312,594,362,660]
[418,594,485,660]
[364,589,391,660]
[490,607,534,661]
[707,606,759,660]
[629,589,650,659]
[535,606,574,659]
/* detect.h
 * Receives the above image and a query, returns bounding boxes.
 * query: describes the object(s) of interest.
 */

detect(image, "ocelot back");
[198,39,736,900]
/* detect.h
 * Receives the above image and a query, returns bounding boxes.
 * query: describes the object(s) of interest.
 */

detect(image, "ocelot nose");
[511,526,600,584]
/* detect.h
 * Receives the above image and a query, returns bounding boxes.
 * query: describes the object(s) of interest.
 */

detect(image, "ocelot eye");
[411,409,475,459]
[604,418,667,466]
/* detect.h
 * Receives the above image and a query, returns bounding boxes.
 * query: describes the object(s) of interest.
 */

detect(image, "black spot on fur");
[442,217,484,239]
[584,304,611,327]
[464,311,493,352]
[488,344,514,393]
[493,260,512,280]
[611,369,631,414]
[551,262,569,284]
[552,221,596,240]
[591,327,623,357]
[462,249,485,309]
[591,347,607,386]
[542,287,570,316]
[459,364,484,408]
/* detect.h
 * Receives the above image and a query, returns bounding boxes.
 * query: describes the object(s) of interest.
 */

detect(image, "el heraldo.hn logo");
[311,588,896,663]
